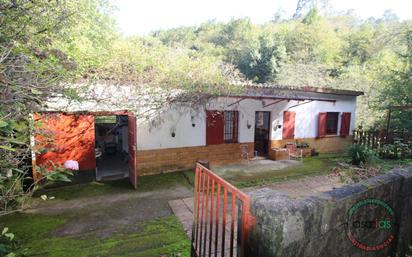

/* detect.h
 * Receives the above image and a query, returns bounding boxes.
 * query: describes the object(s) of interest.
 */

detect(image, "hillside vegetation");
[0,0,411,215]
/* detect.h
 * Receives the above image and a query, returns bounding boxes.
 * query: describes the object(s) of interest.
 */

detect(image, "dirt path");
[27,185,192,238]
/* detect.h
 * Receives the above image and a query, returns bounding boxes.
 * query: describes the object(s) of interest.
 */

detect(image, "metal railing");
[191,163,255,257]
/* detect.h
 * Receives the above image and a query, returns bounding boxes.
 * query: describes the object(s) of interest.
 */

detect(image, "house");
[33,84,363,188]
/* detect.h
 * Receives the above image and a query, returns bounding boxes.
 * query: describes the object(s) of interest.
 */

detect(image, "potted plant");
[295,140,312,157]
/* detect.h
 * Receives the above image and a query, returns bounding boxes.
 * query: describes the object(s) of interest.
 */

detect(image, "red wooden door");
[128,115,138,189]
[282,111,296,139]
[206,110,224,145]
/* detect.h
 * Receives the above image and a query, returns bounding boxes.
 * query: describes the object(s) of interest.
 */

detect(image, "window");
[318,112,341,137]
[224,111,238,143]
[206,110,238,145]
[326,112,339,135]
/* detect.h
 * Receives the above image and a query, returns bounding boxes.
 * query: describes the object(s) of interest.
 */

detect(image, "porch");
[206,153,340,188]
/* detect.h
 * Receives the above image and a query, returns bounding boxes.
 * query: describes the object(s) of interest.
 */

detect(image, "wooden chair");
[240,144,258,162]
[286,143,303,162]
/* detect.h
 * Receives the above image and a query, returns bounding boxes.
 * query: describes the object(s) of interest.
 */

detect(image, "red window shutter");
[340,112,351,137]
[206,110,224,145]
[318,112,327,138]
[282,111,296,139]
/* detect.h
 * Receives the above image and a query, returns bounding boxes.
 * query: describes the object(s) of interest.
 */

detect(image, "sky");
[112,0,412,35]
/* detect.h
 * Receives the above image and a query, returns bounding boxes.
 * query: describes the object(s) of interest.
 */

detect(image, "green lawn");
[1,214,190,257]
[374,157,412,172]
[1,172,193,257]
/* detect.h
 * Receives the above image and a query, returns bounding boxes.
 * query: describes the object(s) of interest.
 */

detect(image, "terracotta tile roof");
[240,83,364,96]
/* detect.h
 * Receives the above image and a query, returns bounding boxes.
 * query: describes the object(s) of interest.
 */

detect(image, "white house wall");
[136,93,357,150]
[137,107,207,150]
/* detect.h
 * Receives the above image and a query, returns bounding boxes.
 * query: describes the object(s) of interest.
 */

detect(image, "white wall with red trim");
[136,93,357,150]
[269,95,356,140]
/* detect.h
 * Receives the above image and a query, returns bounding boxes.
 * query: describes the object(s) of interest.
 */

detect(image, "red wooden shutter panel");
[340,112,351,137]
[282,111,296,139]
[206,110,224,145]
[318,112,327,138]
[233,111,239,143]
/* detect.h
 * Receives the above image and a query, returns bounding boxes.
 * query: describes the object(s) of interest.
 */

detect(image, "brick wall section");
[137,137,353,175]
[270,136,353,153]
[136,142,254,175]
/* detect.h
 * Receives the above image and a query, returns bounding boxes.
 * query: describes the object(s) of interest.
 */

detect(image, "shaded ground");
[0,172,193,257]
[96,153,129,181]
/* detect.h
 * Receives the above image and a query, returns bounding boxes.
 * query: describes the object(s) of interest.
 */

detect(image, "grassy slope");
[374,158,412,172]
[1,214,190,257]
[1,172,193,257]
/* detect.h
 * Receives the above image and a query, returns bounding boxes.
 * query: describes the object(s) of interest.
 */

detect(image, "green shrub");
[348,144,377,165]
[0,227,16,257]
[379,140,411,159]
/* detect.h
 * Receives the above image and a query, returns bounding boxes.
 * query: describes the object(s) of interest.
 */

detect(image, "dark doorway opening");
[254,111,271,156]
[94,115,129,181]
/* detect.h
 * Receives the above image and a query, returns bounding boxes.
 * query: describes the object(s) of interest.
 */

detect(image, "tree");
[236,34,287,83]
[0,0,116,214]
[293,0,330,19]
[377,29,412,131]
[379,9,399,23]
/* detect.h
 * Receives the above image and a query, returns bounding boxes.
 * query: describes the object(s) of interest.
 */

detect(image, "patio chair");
[286,143,303,162]
[240,144,258,162]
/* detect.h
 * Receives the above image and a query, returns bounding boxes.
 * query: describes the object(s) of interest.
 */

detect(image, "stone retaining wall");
[248,167,412,257]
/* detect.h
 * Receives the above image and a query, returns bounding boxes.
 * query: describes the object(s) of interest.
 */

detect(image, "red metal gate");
[192,164,255,257]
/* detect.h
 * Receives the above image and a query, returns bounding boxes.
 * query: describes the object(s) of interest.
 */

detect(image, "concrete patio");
[211,159,303,179]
